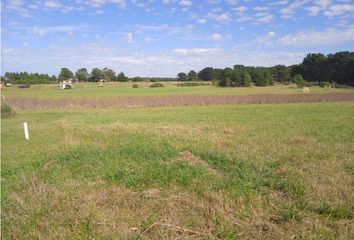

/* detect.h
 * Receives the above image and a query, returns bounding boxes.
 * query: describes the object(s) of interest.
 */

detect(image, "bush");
[149,82,164,88]
[132,84,140,88]
[1,103,16,118]
[294,74,305,87]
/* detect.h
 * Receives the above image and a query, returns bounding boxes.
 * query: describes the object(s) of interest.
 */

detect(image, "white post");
[23,122,29,140]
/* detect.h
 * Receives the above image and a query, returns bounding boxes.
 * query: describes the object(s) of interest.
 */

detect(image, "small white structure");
[58,79,73,90]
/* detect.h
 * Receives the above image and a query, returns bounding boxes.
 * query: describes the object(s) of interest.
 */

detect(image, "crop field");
[1,83,354,239]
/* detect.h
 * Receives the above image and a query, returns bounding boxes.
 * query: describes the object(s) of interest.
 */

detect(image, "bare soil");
[7,93,354,109]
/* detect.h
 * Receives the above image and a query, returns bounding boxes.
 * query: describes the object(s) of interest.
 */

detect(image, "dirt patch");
[7,93,354,109]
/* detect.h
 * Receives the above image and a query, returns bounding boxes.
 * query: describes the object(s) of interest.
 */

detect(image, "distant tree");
[103,67,116,81]
[327,51,354,86]
[198,67,215,81]
[290,64,304,78]
[187,70,198,81]
[248,67,272,86]
[58,68,74,81]
[294,74,305,87]
[75,68,90,82]
[234,65,251,86]
[213,68,223,81]
[177,72,188,81]
[132,77,142,82]
[51,75,57,82]
[302,53,328,83]
[219,67,234,87]
[90,68,105,82]
[117,72,128,82]
[3,72,55,84]
[271,65,291,83]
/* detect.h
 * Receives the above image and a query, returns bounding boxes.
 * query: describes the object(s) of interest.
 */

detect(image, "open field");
[3,82,354,99]
[5,93,354,110]
[2,98,354,239]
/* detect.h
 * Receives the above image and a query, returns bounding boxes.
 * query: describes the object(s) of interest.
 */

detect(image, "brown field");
[7,92,354,109]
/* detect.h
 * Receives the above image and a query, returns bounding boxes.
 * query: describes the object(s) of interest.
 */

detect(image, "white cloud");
[256,12,274,23]
[173,48,223,56]
[324,4,354,16]
[278,25,354,45]
[280,0,308,18]
[270,0,288,6]
[26,25,95,36]
[226,0,238,5]
[126,32,133,43]
[83,0,127,8]
[179,0,192,6]
[44,0,63,9]
[306,0,331,16]
[5,0,31,17]
[307,6,322,16]
[234,6,247,13]
[210,33,222,41]
[206,12,231,22]
[254,6,270,11]
[208,0,221,4]
[197,18,207,23]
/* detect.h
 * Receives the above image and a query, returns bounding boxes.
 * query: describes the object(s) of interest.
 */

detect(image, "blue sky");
[2,0,354,77]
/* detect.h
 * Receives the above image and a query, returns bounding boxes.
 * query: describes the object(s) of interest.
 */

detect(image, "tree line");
[177,51,354,87]
[2,51,353,86]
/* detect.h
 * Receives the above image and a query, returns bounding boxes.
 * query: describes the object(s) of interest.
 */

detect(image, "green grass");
[2,102,354,239]
[3,82,354,99]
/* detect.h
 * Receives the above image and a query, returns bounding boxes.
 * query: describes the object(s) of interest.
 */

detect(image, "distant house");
[58,79,73,90]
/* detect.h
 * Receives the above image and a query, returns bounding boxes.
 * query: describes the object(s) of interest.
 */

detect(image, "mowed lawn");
[4,82,354,99]
[2,102,354,239]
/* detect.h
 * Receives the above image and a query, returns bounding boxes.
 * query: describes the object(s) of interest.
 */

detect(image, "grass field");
[3,82,354,99]
[1,84,354,239]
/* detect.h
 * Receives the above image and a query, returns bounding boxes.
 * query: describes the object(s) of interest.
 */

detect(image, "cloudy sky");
[2,0,354,77]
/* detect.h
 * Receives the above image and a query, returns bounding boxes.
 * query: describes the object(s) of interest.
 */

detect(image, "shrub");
[132,84,139,88]
[294,74,305,87]
[149,82,164,88]
[1,103,16,118]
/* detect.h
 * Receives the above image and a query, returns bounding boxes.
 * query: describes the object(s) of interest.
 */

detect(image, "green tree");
[75,68,90,82]
[187,70,198,81]
[90,68,105,82]
[328,51,354,86]
[271,65,291,83]
[248,67,272,86]
[103,68,116,81]
[58,68,74,81]
[219,67,234,86]
[302,53,328,83]
[294,74,305,87]
[177,72,188,81]
[117,72,128,82]
[234,65,251,86]
[198,67,215,81]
